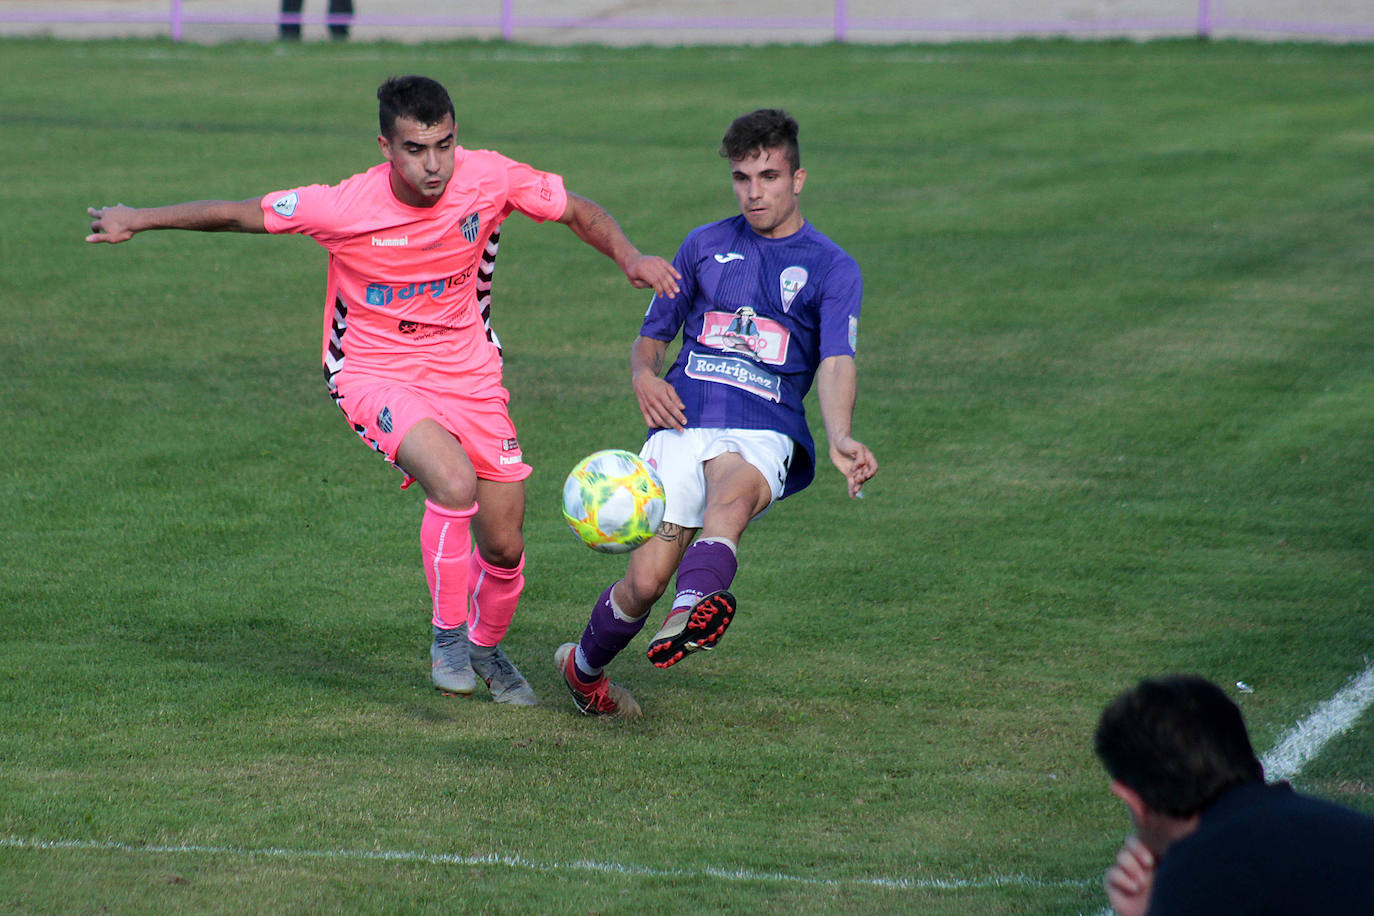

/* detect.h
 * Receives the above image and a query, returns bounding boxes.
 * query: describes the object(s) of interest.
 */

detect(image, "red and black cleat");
[646,590,737,668]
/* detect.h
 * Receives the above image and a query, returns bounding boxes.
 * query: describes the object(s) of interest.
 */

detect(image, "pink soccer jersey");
[260,149,568,394]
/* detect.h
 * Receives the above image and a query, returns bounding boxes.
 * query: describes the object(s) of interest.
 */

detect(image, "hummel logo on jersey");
[271,192,299,218]
[371,235,408,247]
[714,252,745,264]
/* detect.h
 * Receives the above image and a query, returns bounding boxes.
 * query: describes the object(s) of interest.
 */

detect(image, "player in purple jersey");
[555,109,878,717]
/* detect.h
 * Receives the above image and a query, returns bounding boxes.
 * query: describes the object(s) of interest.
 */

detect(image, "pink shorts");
[332,373,532,487]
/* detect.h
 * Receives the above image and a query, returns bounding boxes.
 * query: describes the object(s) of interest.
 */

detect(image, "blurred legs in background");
[279,0,353,41]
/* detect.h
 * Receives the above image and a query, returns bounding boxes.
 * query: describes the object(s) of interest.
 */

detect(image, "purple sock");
[577,583,648,674]
[673,538,738,609]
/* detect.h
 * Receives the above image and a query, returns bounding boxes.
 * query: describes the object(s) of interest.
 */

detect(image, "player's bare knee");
[621,565,670,611]
[702,497,758,534]
[477,538,524,570]
[421,476,477,511]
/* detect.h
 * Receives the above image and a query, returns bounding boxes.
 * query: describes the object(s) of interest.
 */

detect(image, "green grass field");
[2,36,1373,914]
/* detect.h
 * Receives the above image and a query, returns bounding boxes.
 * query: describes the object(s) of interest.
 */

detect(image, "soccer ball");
[562,449,666,554]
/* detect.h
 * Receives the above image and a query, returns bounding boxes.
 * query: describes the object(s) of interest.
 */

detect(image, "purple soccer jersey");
[640,215,862,497]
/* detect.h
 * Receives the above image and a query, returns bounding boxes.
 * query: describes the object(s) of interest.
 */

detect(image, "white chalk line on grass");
[0,835,1089,892]
[1261,662,1374,782]
[8,663,1372,900]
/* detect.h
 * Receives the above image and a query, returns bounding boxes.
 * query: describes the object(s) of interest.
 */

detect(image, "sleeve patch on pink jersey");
[271,192,299,218]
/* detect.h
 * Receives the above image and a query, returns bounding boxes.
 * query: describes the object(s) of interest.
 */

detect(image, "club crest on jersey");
[365,283,394,307]
[460,212,481,243]
[779,266,808,312]
[271,192,299,218]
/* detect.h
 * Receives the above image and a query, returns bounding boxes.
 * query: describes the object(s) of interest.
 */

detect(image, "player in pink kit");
[86,76,680,705]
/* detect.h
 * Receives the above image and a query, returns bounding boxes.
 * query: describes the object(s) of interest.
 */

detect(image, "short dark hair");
[377,76,455,140]
[1094,676,1264,818]
[719,108,800,172]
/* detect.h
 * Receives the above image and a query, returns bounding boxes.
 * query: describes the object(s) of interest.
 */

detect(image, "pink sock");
[467,548,525,647]
[422,500,477,630]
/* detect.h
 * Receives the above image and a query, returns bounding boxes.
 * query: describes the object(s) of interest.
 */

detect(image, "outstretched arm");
[558,193,680,298]
[86,198,268,244]
[816,354,878,498]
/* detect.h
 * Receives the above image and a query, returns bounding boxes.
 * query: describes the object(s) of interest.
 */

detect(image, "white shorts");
[640,427,793,529]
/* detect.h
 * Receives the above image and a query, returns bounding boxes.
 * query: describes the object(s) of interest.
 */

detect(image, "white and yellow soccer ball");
[561,449,666,554]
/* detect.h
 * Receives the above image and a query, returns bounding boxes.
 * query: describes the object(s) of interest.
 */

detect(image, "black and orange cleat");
[646,589,736,668]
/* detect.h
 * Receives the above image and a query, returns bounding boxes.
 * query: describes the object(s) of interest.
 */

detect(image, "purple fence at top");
[1,1,1372,42]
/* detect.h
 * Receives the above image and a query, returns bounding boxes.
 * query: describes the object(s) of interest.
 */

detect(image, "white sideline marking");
[0,836,1089,891]
[1261,663,1374,782]
[9,666,1371,902]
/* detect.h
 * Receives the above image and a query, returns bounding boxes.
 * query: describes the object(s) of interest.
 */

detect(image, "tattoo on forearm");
[583,208,611,244]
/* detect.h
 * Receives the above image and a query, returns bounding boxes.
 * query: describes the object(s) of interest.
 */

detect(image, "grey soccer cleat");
[469,642,537,706]
[431,624,477,696]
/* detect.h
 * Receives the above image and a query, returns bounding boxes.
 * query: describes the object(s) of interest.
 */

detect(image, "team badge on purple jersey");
[779,266,808,311]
